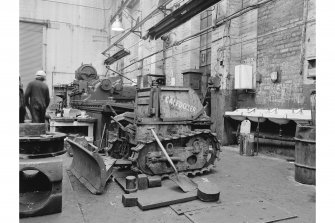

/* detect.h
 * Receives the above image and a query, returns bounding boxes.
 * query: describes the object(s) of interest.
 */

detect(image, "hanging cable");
[41,0,114,10]
[106,67,136,83]
[127,38,144,51]
[123,40,213,75]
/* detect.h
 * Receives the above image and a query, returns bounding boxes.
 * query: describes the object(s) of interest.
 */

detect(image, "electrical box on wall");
[182,69,202,97]
[234,65,254,89]
[307,58,316,79]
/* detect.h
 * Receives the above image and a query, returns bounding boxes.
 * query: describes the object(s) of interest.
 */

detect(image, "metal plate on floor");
[184,200,297,223]
[170,199,222,215]
[136,180,198,210]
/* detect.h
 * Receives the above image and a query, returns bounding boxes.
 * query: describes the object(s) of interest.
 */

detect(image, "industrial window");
[199,9,212,73]
[307,58,316,78]
[308,59,316,69]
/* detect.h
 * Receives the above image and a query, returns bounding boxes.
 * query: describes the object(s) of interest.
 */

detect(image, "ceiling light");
[111,16,124,32]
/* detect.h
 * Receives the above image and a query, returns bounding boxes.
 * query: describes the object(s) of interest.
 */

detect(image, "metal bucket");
[294,124,315,185]
[239,133,254,156]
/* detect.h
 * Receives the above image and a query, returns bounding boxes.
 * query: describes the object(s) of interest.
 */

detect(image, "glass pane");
[200,33,207,47]
[206,49,211,65]
[207,31,212,44]
[200,11,208,19]
[207,8,213,16]
[200,18,207,30]
[208,14,212,26]
[200,50,207,67]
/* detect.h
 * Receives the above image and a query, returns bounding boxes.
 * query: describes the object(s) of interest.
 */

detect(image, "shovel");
[149,128,197,192]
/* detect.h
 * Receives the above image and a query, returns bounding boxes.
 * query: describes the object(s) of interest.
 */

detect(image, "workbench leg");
[50,126,56,133]
[88,124,94,141]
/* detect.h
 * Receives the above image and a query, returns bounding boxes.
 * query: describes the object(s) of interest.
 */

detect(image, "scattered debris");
[148,176,162,188]
[137,174,148,190]
[125,176,138,193]
[122,194,138,207]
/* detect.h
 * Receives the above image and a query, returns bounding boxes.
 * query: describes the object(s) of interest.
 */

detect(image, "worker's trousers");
[30,105,46,123]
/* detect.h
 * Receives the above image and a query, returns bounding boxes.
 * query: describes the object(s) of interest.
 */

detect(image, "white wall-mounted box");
[234,65,254,89]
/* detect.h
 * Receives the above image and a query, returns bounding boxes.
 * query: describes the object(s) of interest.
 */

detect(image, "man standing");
[19,76,26,123]
[24,70,50,123]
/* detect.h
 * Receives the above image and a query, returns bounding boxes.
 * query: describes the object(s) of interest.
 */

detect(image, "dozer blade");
[66,139,116,194]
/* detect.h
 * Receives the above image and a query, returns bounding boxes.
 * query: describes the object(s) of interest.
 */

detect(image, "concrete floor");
[21,146,315,223]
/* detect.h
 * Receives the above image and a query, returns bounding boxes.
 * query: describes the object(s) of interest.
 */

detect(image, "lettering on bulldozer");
[67,85,221,194]
[163,95,197,113]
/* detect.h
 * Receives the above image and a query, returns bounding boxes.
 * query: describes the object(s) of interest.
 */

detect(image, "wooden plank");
[185,200,297,223]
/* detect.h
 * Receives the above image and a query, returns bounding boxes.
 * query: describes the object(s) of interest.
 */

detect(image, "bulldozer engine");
[68,73,221,194]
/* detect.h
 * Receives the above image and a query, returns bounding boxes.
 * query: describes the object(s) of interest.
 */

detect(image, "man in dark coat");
[19,76,26,123]
[24,70,50,123]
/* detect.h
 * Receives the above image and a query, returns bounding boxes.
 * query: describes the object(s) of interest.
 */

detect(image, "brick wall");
[209,0,315,143]
[235,0,312,109]
[164,15,200,86]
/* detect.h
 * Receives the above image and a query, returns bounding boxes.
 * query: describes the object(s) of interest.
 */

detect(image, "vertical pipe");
[299,0,309,76]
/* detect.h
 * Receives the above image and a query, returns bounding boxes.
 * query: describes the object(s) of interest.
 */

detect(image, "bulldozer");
[67,74,221,194]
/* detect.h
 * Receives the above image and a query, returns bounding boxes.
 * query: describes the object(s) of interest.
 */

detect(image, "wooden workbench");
[49,117,97,142]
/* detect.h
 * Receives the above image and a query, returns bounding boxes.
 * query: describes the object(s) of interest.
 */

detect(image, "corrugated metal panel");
[19,22,43,91]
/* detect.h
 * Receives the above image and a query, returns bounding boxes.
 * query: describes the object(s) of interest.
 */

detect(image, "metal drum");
[294,124,316,185]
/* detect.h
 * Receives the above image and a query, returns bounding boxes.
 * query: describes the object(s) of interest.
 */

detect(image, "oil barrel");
[294,124,315,185]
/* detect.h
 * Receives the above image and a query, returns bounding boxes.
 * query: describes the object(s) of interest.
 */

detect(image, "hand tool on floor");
[149,127,197,192]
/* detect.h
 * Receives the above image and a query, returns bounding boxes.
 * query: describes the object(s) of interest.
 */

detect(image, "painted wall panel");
[19,22,43,91]
[20,0,115,95]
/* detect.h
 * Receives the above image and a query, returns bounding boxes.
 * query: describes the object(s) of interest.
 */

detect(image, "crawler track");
[128,129,221,179]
